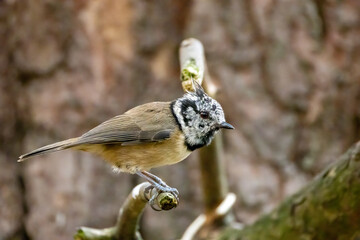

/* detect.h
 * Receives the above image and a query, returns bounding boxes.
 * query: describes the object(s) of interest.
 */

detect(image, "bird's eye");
[200,111,209,119]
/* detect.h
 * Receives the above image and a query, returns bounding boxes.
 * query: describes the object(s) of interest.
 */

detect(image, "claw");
[137,171,180,209]
[149,194,162,211]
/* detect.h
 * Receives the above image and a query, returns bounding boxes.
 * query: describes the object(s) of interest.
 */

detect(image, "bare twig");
[181,193,237,240]
[74,227,117,240]
[179,38,236,239]
[74,183,178,240]
[179,38,205,90]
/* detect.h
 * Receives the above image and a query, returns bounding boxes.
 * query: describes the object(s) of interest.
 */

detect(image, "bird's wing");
[75,102,176,146]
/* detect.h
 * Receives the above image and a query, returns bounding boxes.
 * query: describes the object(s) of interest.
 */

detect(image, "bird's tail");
[18,137,79,162]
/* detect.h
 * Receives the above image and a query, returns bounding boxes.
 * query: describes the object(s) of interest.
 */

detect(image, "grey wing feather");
[120,130,172,146]
[76,103,175,146]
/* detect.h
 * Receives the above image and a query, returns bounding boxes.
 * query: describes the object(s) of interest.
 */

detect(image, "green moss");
[181,58,201,82]
[218,143,360,240]
[157,192,178,210]
[73,227,117,240]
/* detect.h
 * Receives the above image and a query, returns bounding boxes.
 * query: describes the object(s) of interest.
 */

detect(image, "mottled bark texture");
[1,0,360,240]
[219,141,360,240]
[187,0,360,224]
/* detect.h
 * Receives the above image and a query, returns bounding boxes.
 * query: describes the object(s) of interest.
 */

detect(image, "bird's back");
[74,102,190,172]
[20,101,191,172]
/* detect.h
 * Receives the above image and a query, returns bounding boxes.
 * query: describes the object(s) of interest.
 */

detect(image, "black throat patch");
[185,129,216,151]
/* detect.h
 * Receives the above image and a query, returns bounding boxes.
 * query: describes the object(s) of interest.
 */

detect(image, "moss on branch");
[219,141,360,240]
[74,183,178,240]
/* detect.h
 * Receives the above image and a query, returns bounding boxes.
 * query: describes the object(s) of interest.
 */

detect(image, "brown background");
[1,0,360,239]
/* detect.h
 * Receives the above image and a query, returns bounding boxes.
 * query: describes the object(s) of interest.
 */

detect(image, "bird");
[18,80,234,206]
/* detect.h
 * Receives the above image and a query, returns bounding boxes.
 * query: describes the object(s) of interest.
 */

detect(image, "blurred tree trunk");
[187,0,360,224]
[1,1,194,239]
[1,0,360,240]
[218,141,360,239]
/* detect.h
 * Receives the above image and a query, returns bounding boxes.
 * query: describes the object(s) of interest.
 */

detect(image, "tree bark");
[74,183,178,240]
[2,0,360,239]
[219,141,360,240]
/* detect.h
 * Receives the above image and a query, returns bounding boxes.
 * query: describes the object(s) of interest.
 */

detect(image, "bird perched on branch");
[18,80,234,206]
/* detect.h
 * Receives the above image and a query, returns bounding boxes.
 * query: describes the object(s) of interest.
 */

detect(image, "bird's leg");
[136,171,179,207]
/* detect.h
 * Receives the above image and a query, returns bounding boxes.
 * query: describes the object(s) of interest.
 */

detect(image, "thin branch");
[74,227,117,240]
[74,183,178,240]
[179,38,236,239]
[181,193,237,240]
[179,38,205,91]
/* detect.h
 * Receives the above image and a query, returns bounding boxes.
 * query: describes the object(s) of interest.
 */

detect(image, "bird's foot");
[153,184,179,201]
[136,171,180,210]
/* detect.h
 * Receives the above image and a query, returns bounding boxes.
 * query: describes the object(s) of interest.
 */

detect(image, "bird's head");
[171,81,234,151]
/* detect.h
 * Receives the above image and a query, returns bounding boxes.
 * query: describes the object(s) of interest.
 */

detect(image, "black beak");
[217,122,235,130]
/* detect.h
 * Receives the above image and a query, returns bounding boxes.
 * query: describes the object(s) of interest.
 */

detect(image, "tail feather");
[18,137,79,162]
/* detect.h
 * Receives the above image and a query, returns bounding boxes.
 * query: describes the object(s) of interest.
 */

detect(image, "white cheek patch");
[173,99,204,146]
[184,108,197,126]
[183,112,201,144]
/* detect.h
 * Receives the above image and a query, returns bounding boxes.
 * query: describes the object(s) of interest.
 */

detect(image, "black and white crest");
[171,81,233,151]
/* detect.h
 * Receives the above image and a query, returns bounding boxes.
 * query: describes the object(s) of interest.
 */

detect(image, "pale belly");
[79,130,191,173]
